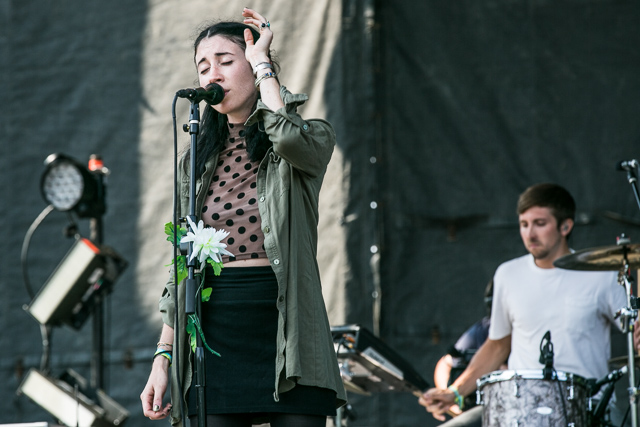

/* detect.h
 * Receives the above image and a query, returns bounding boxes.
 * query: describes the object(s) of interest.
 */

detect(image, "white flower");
[180,217,234,264]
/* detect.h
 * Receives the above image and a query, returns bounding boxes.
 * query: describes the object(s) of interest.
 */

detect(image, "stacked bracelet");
[154,348,172,366]
[255,72,277,89]
[448,385,464,410]
[252,62,273,76]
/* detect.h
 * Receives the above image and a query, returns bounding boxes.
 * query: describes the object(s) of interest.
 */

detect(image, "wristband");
[448,385,464,410]
[154,348,172,366]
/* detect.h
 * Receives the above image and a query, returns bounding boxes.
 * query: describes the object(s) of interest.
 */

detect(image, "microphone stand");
[618,161,640,427]
[184,101,207,427]
[622,163,640,212]
[616,251,638,427]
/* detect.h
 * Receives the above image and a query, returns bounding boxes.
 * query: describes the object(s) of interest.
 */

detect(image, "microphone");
[539,331,554,380]
[616,159,638,171]
[176,83,224,105]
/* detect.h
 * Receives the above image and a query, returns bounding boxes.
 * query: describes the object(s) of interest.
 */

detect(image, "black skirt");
[186,266,336,418]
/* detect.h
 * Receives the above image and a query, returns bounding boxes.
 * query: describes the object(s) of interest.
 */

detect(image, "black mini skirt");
[186,265,336,419]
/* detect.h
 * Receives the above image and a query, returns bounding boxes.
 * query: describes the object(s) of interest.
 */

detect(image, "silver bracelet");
[255,72,277,88]
[252,62,273,76]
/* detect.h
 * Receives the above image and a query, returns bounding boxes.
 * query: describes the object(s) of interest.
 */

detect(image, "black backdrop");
[2,1,640,426]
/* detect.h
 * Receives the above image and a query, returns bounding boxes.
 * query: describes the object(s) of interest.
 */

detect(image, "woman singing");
[140,8,346,427]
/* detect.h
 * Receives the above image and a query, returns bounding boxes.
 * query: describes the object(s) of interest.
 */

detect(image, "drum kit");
[475,238,640,427]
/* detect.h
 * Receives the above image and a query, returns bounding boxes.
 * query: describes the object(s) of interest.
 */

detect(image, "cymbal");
[609,355,640,369]
[553,243,640,271]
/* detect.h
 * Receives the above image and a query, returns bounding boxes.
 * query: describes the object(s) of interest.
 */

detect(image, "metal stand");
[621,162,640,213]
[620,161,640,427]
[90,215,104,389]
[88,156,107,390]
[615,236,639,427]
[183,101,207,427]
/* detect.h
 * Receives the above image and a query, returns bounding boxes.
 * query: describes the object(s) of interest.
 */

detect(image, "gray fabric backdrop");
[2,0,640,426]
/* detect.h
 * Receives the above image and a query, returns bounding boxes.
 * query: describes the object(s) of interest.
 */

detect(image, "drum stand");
[614,240,638,427]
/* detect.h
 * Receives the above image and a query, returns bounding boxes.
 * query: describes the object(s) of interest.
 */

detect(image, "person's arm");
[242,9,334,179]
[433,355,463,416]
[433,355,453,389]
[140,324,174,420]
[450,335,510,396]
[419,336,511,421]
[242,8,285,112]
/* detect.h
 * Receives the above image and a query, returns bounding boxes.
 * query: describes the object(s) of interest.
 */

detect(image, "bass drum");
[476,370,589,427]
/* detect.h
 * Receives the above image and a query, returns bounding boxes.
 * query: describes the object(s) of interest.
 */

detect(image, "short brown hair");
[516,183,576,226]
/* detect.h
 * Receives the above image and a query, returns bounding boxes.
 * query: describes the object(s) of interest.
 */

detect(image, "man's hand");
[418,387,457,422]
[634,319,640,353]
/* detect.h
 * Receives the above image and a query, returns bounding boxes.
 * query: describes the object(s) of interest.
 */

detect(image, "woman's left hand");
[242,8,273,66]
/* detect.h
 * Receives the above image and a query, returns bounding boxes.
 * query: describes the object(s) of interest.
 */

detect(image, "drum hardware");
[555,234,640,427]
[618,158,640,427]
[587,366,629,426]
[568,375,576,400]
[609,355,640,369]
[552,239,640,272]
[602,210,640,228]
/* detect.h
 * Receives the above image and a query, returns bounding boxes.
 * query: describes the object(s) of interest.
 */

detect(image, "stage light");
[24,237,127,330]
[40,154,105,218]
[17,369,128,427]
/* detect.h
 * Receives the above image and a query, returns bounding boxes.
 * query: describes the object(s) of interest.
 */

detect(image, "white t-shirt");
[489,253,627,380]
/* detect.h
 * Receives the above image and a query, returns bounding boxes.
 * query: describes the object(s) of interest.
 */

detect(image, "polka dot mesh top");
[201,123,266,262]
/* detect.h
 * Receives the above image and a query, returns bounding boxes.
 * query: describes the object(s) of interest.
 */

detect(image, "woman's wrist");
[255,71,277,89]
[252,61,273,76]
[249,56,271,69]
[152,353,171,372]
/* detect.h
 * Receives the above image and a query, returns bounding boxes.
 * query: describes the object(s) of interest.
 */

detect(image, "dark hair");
[186,21,278,177]
[516,183,576,228]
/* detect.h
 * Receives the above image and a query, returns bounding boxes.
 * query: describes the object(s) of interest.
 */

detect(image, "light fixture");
[40,154,105,218]
[17,369,129,427]
[24,237,127,330]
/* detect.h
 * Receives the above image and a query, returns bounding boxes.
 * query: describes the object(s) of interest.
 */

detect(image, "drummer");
[419,183,627,426]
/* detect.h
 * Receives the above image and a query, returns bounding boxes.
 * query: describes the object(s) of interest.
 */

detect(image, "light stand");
[88,155,107,390]
[20,153,128,425]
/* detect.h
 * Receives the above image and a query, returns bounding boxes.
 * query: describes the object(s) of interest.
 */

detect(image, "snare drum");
[476,370,589,427]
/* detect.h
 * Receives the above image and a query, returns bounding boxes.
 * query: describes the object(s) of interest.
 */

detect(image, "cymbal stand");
[616,241,638,427]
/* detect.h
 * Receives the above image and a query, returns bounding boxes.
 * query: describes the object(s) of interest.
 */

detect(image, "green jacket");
[159,86,347,426]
